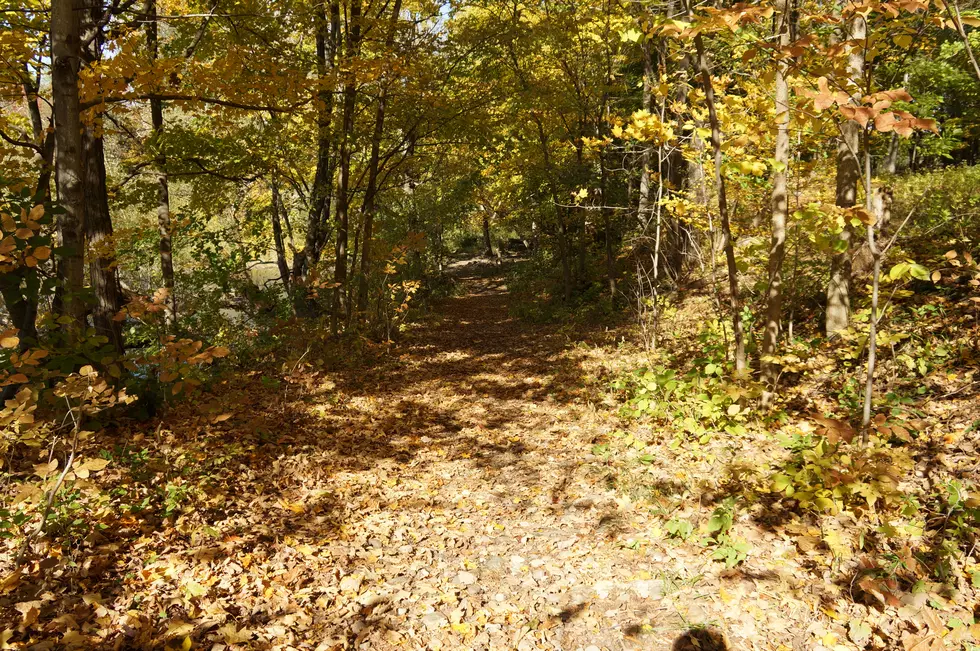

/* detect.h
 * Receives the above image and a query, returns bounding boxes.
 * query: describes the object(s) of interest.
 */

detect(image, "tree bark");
[81,128,125,353]
[331,0,362,333]
[691,26,746,372]
[51,0,87,333]
[357,0,402,316]
[144,0,176,325]
[271,178,292,296]
[762,0,792,403]
[636,38,654,232]
[600,153,616,297]
[81,0,124,354]
[299,0,340,288]
[825,13,865,336]
[481,213,494,257]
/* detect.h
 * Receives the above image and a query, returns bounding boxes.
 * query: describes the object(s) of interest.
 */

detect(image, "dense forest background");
[1,0,980,648]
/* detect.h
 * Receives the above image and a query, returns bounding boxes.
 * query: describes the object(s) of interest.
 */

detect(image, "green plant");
[0,506,30,539]
[710,535,750,568]
[161,481,195,519]
[701,497,750,568]
[770,417,912,516]
[666,517,694,540]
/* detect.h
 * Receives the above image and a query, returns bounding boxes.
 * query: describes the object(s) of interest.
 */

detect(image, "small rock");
[357,591,383,606]
[594,580,617,599]
[631,579,664,599]
[422,612,448,629]
[454,571,478,586]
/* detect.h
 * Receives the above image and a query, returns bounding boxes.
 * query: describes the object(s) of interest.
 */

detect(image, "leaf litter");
[1,260,977,650]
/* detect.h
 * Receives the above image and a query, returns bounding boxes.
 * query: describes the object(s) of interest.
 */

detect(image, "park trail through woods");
[36,259,821,650]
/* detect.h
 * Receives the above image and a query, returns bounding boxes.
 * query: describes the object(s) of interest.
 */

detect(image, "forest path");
[78,260,776,650]
[273,259,734,650]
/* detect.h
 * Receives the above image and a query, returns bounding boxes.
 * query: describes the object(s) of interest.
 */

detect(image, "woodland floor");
[4,259,976,650]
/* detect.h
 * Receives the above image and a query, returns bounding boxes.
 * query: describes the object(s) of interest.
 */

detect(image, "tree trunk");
[825,13,865,336]
[558,216,572,302]
[882,73,906,176]
[331,0,362,334]
[23,69,55,202]
[482,213,494,257]
[144,0,176,325]
[51,0,87,333]
[271,179,291,296]
[636,40,654,232]
[691,27,746,372]
[82,128,125,353]
[762,0,792,403]
[299,0,340,290]
[357,0,402,316]
[4,68,54,356]
[81,0,124,354]
[600,154,615,297]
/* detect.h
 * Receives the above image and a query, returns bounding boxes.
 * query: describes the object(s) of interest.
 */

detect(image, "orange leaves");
[650,1,772,39]
[845,206,878,226]
[148,336,231,397]
[701,3,775,32]
[1,329,19,349]
[873,110,938,137]
[805,80,938,137]
[0,204,49,273]
[838,104,876,127]
[873,414,911,442]
[808,77,852,112]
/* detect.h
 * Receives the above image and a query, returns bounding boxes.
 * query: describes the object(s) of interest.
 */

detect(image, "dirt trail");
[270,260,739,651]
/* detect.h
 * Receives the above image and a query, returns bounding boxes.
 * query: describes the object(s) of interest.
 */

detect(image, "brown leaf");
[810,413,856,444]
[875,111,897,132]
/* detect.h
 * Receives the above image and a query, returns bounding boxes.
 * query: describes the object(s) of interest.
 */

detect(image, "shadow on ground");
[673,627,730,650]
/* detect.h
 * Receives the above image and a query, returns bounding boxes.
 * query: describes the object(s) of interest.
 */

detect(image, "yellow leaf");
[79,458,110,473]
[894,33,913,48]
[1,336,19,349]
[166,621,194,638]
[280,500,306,514]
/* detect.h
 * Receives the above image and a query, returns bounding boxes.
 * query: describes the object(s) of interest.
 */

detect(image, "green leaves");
[771,473,792,494]
[888,261,931,282]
